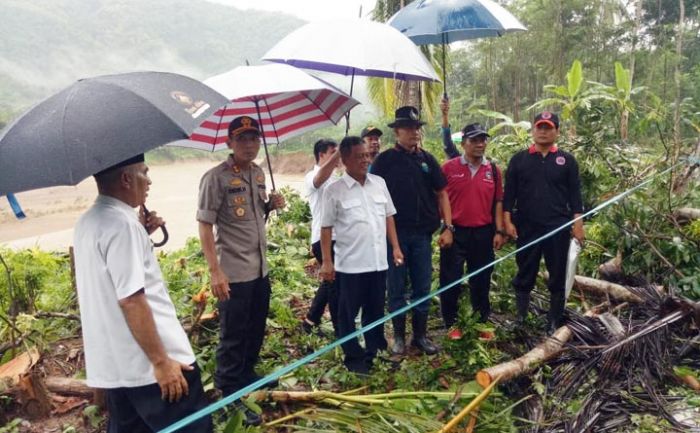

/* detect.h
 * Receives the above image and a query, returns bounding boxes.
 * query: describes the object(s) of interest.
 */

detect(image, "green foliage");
[0,419,23,433]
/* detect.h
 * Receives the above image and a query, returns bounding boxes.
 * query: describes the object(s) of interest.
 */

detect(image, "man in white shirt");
[73,154,211,432]
[300,139,341,335]
[319,136,404,374]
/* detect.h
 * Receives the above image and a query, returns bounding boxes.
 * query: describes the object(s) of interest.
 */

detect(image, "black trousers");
[106,364,212,433]
[336,271,388,369]
[306,241,339,335]
[439,224,495,327]
[215,276,271,395]
[512,221,570,325]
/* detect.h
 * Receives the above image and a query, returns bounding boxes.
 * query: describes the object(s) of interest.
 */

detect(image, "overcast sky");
[205,0,379,22]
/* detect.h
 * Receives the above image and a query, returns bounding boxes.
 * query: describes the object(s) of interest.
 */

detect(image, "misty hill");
[0,0,304,118]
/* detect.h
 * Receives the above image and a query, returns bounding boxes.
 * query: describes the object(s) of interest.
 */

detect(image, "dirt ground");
[0,158,308,252]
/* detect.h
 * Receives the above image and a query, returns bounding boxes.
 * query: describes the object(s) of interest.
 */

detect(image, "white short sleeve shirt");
[304,165,337,244]
[320,173,396,273]
[74,195,195,388]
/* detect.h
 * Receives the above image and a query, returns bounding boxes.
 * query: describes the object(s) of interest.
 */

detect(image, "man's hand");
[438,229,453,249]
[319,261,335,282]
[572,220,585,246]
[210,268,230,301]
[139,206,165,235]
[440,98,450,116]
[153,358,192,402]
[392,248,404,267]
[493,233,506,250]
[504,221,518,240]
[269,191,286,211]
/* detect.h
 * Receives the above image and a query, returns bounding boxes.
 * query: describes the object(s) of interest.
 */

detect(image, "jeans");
[386,231,433,317]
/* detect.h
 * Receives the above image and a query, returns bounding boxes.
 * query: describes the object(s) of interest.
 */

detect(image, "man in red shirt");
[439,120,505,338]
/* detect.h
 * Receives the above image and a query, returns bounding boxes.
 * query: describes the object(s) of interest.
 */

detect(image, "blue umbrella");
[388,0,526,98]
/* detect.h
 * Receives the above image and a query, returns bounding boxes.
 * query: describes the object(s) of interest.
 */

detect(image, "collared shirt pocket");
[372,195,388,217]
[341,198,364,220]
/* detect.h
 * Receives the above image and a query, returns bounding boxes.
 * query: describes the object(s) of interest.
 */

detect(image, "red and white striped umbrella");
[174,63,360,151]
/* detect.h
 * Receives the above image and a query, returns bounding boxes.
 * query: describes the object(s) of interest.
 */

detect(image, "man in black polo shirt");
[503,112,584,333]
[371,106,454,355]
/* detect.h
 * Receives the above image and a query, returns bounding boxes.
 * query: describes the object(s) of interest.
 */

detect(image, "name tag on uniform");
[228,187,246,194]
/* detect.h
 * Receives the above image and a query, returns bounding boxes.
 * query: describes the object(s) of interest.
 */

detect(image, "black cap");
[534,111,559,129]
[387,106,425,128]
[361,126,383,138]
[462,123,490,139]
[95,153,145,176]
[228,116,261,137]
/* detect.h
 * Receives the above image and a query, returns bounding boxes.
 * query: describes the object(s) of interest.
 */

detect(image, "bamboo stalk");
[250,390,384,404]
[263,407,316,427]
[438,377,500,433]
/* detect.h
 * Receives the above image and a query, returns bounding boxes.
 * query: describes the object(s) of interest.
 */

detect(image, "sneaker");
[478,330,495,341]
[447,328,463,340]
[232,401,262,427]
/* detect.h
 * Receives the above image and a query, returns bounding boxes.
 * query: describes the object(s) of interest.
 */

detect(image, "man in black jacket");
[503,112,585,333]
[371,106,454,355]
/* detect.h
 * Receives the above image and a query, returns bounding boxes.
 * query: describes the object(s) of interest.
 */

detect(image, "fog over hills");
[0,0,304,115]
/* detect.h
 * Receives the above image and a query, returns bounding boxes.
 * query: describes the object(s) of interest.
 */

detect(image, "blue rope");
[159,162,682,433]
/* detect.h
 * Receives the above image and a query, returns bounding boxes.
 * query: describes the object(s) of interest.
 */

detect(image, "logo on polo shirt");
[556,156,566,166]
[485,171,493,180]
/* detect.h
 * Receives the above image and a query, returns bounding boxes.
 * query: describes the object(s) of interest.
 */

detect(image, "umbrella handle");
[142,204,169,248]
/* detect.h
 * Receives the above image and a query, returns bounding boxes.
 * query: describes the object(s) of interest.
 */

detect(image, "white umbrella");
[170,63,360,189]
[262,19,441,83]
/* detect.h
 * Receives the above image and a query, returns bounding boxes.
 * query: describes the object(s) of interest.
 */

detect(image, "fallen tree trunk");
[572,275,644,303]
[476,308,602,388]
[44,377,94,398]
[674,207,700,223]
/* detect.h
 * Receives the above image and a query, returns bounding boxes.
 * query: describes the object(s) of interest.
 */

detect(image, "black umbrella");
[0,71,228,246]
[0,71,228,195]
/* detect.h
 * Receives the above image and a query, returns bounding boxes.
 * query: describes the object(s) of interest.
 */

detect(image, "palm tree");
[368,0,443,121]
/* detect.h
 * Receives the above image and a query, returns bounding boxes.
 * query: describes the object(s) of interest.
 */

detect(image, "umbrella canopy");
[0,71,228,196]
[388,0,527,45]
[176,63,360,151]
[388,0,526,98]
[261,19,440,82]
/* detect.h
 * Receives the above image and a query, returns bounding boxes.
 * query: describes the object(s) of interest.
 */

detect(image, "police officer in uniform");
[197,116,285,426]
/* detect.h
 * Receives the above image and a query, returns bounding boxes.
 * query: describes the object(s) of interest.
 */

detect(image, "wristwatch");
[495,229,506,236]
[441,223,455,233]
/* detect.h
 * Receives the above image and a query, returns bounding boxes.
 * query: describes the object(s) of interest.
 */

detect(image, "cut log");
[44,377,93,398]
[476,326,574,388]
[18,370,52,419]
[572,276,644,303]
[476,308,601,388]
[0,348,40,392]
[674,207,700,223]
[598,252,623,281]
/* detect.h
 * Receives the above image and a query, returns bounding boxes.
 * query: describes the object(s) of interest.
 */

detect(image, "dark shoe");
[515,291,531,320]
[345,359,371,375]
[411,314,438,355]
[391,336,406,355]
[391,316,407,355]
[247,373,279,389]
[411,335,439,355]
[233,401,262,427]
